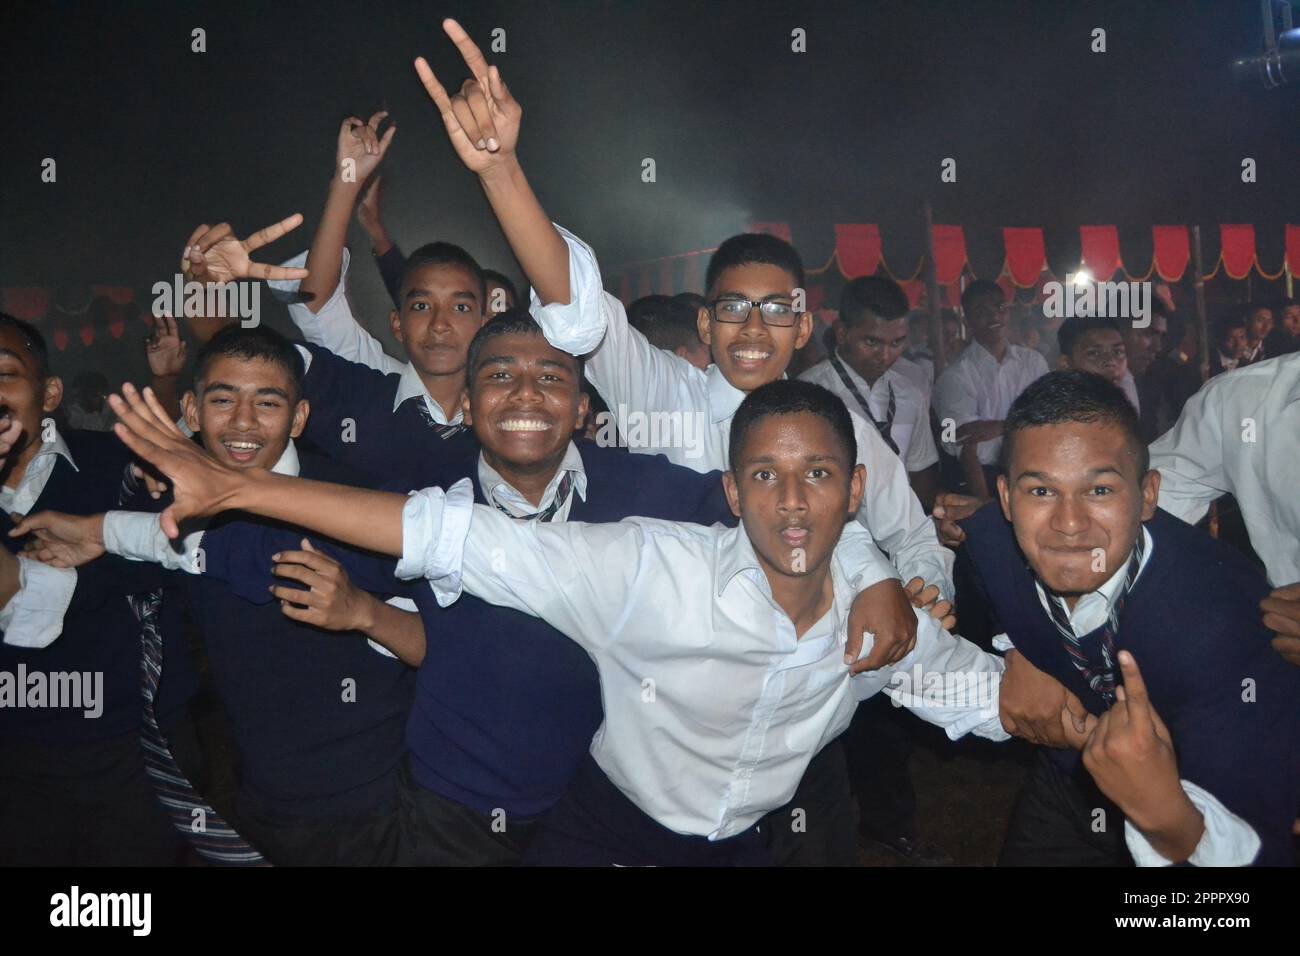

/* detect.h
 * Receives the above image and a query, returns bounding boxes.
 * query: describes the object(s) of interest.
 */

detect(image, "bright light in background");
[1072,269,1094,287]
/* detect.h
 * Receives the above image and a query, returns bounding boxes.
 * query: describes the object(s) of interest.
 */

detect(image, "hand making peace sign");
[414,18,522,174]
[180,215,311,285]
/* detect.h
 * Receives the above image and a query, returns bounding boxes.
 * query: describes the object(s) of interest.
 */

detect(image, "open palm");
[181,215,310,285]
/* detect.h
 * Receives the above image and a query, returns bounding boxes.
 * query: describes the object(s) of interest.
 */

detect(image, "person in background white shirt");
[1149,351,1300,667]
[105,376,1013,866]
[934,280,1049,500]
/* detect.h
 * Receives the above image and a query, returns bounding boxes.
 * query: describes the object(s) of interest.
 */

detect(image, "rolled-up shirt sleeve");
[0,558,78,649]
[269,248,404,375]
[394,479,476,606]
[1123,780,1261,867]
[102,511,205,574]
[528,224,610,356]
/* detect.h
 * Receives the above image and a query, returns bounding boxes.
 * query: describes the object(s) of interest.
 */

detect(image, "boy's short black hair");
[705,233,805,300]
[482,269,519,306]
[628,294,704,354]
[1001,369,1148,475]
[194,325,305,401]
[1214,312,1247,342]
[399,242,487,307]
[838,276,909,328]
[729,380,857,474]
[1057,315,1124,356]
[0,312,52,378]
[961,279,1004,314]
[465,308,584,391]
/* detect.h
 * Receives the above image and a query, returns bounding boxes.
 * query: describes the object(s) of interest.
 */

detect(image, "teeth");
[733,350,771,360]
[226,441,260,450]
[499,420,550,432]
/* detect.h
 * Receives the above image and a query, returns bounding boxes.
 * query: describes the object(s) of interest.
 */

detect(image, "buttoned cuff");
[991,633,1016,653]
[0,558,78,649]
[394,478,475,607]
[528,223,607,355]
[103,511,204,573]
[1123,780,1261,867]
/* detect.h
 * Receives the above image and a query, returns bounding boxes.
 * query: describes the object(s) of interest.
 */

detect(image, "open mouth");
[780,526,809,547]
[498,417,552,433]
[730,346,773,368]
[222,439,263,464]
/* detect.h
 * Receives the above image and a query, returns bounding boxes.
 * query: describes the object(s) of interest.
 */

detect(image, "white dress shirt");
[530,226,954,598]
[892,355,932,401]
[799,355,940,473]
[0,427,82,649]
[478,441,588,522]
[993,527,1261,866]
[1149,352,1300,587]
[1118,368,1141,414]
[933,340,1050,464]
[396,478,1008,840]
[269,249,464,426]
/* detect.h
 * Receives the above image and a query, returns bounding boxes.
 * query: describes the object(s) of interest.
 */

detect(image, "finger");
[278,602,320,624]
[487,64,512,105]
[914,584,941,609]
[853,632,897,673]
[443,17,491,85]
[376,122,397,155]
[939,612,957,631]
[181,224,208,269]
[1269,582,1300,600]
[196,223,234,254]
[1057,707,1091,750]
[141,387,185,437]
[246,261,311,281]
[1115,650,1151,709]
[450,92,486,149]
[159,504,180,541]
[413,57,481,156]
[366,109,389,131]
[271,547,337,574]
[1271,635,1300,666]
[269,563,325,589]
[1260,599,1300,638]
[886,632,917,666]
[271,584,324,608]
[928,599,953,622]
[110,387,172,447]
[359,123,379,155]
[243,213,305,253]
[159,312,179,340]
[463,80,499,150]
[902,576,924,598]
[1063,692,1090,733]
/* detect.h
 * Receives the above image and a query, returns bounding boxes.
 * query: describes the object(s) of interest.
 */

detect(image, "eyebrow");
[1016,466,1125,481]
[0,348,29,365]
[716,291,793,301]
[204,382,290,400]
[477,355,576,374]
[742,453,844,466]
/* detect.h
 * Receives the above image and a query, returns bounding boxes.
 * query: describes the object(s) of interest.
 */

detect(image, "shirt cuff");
[394,478,475,607]
[1123,780,1261,867]
[527,223,607,355]
[366,596,418,659]
[103,511,204,573]
[0,558,78,649]
[266,247,352,304]
[991,633,1016,653]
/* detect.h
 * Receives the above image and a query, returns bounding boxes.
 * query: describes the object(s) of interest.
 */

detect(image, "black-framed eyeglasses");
[708,296,800,327]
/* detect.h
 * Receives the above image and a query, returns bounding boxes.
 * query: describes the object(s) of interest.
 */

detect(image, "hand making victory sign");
[413,18,521,174]
[181,215,312,285]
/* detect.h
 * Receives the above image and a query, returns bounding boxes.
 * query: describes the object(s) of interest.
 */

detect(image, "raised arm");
[1147,375,1227,526]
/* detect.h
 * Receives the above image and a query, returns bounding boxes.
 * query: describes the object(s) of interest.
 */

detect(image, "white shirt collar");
[477,441,588,518]
[707,364,793,425]
[392,361,465,425]
[831,350,899,394]
[270,440,301,478]
[0,425,78,515]
[714,522,858,604]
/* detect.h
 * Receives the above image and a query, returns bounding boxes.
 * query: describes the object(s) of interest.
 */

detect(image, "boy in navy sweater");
[0,313,200,865]
[965,371,1299,865]
[17,326,422,865]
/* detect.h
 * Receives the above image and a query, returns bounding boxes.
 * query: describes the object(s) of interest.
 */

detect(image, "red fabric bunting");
[1079,225,1122,280]
[658,260,674,295]
[996,275,1017,303]
[1151,226,1190,282]
[1,287,51,323]
[750,222,792,243]
[1001,228,1046,287]
[52,328,69,351]
[618,273,631,304]
[79,324,95,347]
[1219,224,1256,280]
[109,315,127,339]
[834,224,882,279]
[1287,224,1300,277]
[901,281,925,309]
[930,226,968,285]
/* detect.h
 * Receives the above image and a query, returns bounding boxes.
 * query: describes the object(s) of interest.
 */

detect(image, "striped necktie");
[1042,534,1146,706]
[492,471,575,523]
[413,395,467,439]
[120,466,269,865]
[828,352,898,455]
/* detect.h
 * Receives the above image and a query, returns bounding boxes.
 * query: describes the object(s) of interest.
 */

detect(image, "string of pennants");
[609,223,1300,311]
[0,286,142,352]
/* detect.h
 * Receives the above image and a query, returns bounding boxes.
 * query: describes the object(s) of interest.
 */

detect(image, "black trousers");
[841,694,918,840]
[392,759,538,866]
[0,726,184,866]
[762,737,859,865]
[999,749,1132,866]
[525,754,772,867]
[234,785,402,867]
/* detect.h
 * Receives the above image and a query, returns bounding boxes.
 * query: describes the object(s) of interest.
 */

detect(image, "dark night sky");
[2,0,1298,316]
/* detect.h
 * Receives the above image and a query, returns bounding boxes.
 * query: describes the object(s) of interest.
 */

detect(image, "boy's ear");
[289,399,310,439]
[389,309,404,345]
[573,391,591,433]
[997,473,1012,521]
[1139,468,1161,521]
[696,307,712,347]
[181,390,201,434]
[722,470,741,519]
[41,375,64,414]
[461,390,474,427]
[833,321,847,350]
[794,312,813,350]
[847,462,866,516]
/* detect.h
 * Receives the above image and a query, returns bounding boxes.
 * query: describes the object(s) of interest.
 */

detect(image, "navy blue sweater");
[299,343,479,491]
[0,429,198,743]
[960,503,1300,865]
[192,451,416,818]
[200,440,734,818]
